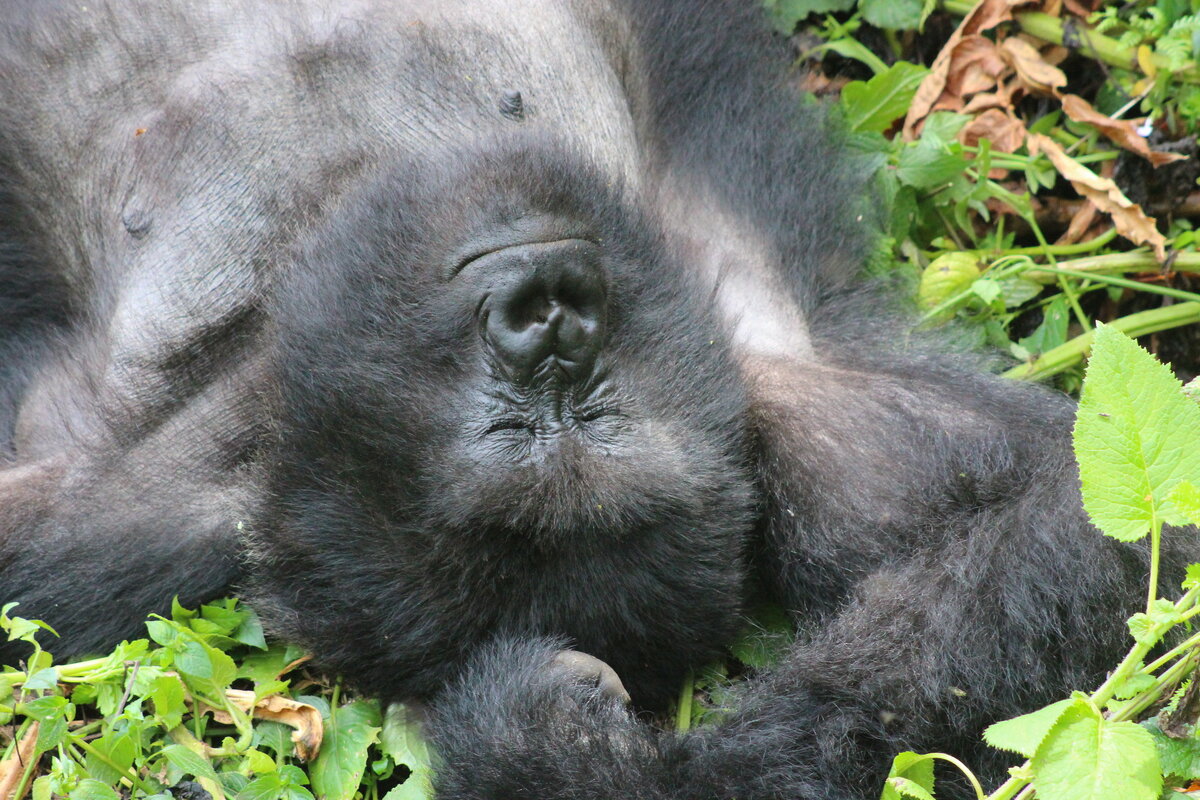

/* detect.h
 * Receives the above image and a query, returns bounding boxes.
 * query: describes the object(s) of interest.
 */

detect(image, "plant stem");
[73,736,157,795]
[1147,519,1162,613]
[1025,251,1200,282]
[1003,302,1200,380]
[1027,266,1200,304]
[675,669,694,734]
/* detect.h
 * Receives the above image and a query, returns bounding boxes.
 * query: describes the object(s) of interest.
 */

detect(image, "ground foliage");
[4,1,1200,799]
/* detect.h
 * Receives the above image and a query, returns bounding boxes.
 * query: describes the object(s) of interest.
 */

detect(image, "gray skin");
[0,2,1183,800]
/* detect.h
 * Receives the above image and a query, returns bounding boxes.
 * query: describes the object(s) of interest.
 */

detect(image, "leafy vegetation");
[4,2,1200,798]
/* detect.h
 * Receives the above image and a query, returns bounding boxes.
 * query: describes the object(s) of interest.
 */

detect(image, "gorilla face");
[257,141,756,701]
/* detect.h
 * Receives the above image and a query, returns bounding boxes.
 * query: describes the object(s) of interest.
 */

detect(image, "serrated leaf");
[840,62,928,133]
[1144,719,1200,779]
[309,700,381,800]
[1031,705,1161,800]
[984,698,1076,757]
[1184,563,1200,590]
[1165,481,1200,527]
[1074,325,1200,541]
[885,777,936,800]
[1112,671,1157,700]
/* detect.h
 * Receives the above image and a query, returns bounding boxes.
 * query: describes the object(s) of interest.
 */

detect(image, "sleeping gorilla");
[0,1,1182,798]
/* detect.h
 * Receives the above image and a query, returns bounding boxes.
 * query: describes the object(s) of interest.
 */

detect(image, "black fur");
[0,2,1183,798]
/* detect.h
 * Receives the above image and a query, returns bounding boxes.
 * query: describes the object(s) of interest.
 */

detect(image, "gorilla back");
[0,2,1178,799]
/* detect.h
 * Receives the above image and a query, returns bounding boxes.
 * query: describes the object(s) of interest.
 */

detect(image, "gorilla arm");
[423,339,1164,800]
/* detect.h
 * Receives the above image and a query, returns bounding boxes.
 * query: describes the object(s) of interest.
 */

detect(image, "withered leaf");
[1060,94,1187,167]
[1029,133,1167,260]
[999,37,1067,95]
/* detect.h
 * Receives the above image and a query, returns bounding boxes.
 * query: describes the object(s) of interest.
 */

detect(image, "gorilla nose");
[478,239,607,384]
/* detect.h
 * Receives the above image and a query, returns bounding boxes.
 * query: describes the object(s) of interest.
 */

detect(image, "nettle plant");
[884,324,1200,800]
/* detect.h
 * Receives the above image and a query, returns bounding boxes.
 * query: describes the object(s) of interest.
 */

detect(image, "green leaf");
[1144,719,1200,780]
[860,0,923,30]
[764,0,855,32]
[984,698,1076,757]
[173,637,238,698]
[310,700,382,800]
[1183,563,1200,590]
[880,752,935,800]
[1074,324,1200,542]
[1111,671,1157,700]
[379,704,435,800]
[896,138,968,189]
[1031,703,1161,800]
[884,776,935,800]
[23,667,58,691]
[970,278,1003,306]
[159,744,222,783]
[1165,481,1200,527]
[918,253,980,309]
[67,780,120,800]
[85,733,137,786]
[840,62,929,133]
[996,277,1043,309]
[1018,296,1069,355]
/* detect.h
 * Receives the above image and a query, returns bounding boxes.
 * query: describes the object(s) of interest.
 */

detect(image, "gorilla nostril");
[463,239,607,383]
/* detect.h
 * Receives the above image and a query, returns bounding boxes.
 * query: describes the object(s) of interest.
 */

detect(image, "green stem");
[1147,519,1162,613]
[973,228,1119,260]
[676,670,694,734]
[1028,266,1200,304]
[73,736,157,795]
[1025,251,1200,282]
[1003,302,1200,380]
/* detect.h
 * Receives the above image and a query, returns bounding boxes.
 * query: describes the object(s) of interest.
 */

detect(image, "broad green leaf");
[970,278,1002,306]
[983,698,1075,757]
[1074,324,1200,541]
[840,62,929,133]
[918,253,980,309]
[23,666,58,691]
[861,0,923,30]
[896,138,968,189]
[159,744,221,783]
[85,733,137,786]
[310,700,382,800]
[68,780,120,800]
[173,637,237,698]
[1031,704,1161,800]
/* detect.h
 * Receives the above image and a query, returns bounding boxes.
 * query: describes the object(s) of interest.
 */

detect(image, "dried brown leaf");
[1060,94,1187,167]
[960,108,1027,152]
[210,689,324,760]
[1029,133,1167,260]
[903,0,1033,138]
[999,37,1067,94]
[0,722,38,800]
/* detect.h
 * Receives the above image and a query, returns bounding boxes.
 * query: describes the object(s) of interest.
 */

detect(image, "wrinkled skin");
[0,2,1185,798]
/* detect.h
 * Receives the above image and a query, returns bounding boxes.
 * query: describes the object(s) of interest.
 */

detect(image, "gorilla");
[0,1,1183,798]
